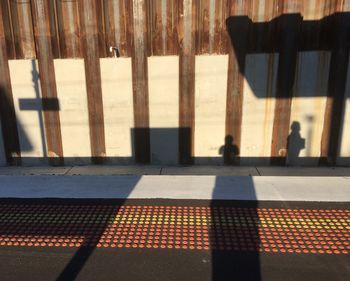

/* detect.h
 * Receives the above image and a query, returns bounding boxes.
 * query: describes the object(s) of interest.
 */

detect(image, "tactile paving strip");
[0,203,349,254]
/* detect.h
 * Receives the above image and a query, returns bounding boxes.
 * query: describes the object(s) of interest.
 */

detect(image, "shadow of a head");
[219,135,239,165]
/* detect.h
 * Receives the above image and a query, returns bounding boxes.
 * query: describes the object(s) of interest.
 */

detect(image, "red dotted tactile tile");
[0,204,348,254]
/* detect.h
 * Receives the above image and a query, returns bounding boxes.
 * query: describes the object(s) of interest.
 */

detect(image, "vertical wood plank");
[213,0,227,54]
[119,0,131,57]
[197,0,210,54]
[320,10,350,165]
[146,0,153,57]
[151,0,164,55]
[96,1,107,57]
[78,0,106,163]
[178,0,196,164]
[47,0,61,58]
[56,0,82,58]
[104,0,132,57]
[31,0,64,165]
[0,1,16,59]
[128,0,150,163]
[0,3,21,165]
[224,0,250,165]
[104,0,118,57]
[166,0,179,55]
[270,0,302,165]
[10,0,36,58]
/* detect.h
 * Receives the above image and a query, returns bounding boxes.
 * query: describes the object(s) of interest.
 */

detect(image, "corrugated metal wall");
[0,0,350,166]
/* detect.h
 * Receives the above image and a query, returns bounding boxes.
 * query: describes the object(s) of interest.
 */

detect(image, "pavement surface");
[0,167,349,281]
[0,165,350,176]
[0,175,350,201]
[0,199,349,281]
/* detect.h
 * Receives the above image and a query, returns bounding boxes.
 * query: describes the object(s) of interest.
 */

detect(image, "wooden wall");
[1,0,350,166]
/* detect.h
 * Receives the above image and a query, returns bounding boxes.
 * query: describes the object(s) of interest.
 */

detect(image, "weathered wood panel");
[0,2,21,164]
[78,0,106,164]
[128,0,150,163]
[166,0,179,55]
[31,0,64,166]
[0,0,350,167]
[178,0,197,164]
[104,0,131,57]
[196,0,210,54]
[96,1,107,57]
[150,0,164,55]
[213,0,228,54]
[47,0,60,58]
[224,0,251,165]
[0,1,16,59]
[56,0,82,58]
[9,0,36,58]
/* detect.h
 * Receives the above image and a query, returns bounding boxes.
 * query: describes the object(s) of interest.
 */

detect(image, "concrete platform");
[256,166,350,176]
[1,165,350,176]
[0,166,71,175]
[0,175,349,202]
[161,166,259,176]
[67,165,162,175]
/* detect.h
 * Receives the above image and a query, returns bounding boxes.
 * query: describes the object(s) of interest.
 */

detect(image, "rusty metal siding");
[0,0,349,166]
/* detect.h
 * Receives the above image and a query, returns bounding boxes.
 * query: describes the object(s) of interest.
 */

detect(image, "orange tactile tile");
[0,204,349,254]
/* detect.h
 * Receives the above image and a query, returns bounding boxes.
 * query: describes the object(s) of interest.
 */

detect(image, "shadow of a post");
[211,177,259,280]
[55,179,141,281]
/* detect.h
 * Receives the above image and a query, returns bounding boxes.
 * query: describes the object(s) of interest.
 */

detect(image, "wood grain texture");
[128,0,150,163]
[0,0,349,167]
[178,0,197,164]
[166,0,179,55]
[31,0,64,166]
[213,0,228,54]
[0,1,16,59]
[104,0,119,57]
[196,0,210,54]
[56,0,82,58]
[96,1,107,57]
[151,0,164,55]
[78,0,106,164]
[103,0,131,57]
[47,0,60,58]
[10,0,36,58]
[0,2,21,165]
[224,0,251,165]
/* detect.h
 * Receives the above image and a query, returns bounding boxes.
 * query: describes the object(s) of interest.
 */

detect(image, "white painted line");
[0,176,349,202]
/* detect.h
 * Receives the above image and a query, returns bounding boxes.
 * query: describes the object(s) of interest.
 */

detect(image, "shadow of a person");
[219,135,239,165]
[287,121,305,164]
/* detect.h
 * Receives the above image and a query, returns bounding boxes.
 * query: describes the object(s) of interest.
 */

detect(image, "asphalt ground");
[0,199,348,281]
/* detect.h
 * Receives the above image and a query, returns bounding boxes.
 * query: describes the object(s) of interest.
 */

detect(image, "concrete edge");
[0,175,349,202]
